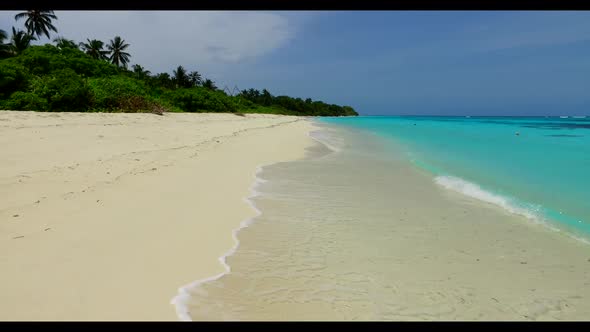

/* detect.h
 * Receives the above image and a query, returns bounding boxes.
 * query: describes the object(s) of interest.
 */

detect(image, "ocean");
[180,116,590,320]
[321,116,590,241]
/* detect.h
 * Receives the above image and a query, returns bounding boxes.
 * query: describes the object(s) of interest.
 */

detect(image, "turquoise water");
[320,116,590,240]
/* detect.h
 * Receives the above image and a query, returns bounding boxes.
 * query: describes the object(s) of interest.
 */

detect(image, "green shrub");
[29,69,92,112]
[5,91,49,111]
[0,45,357,116]
[88,76,154,111]
[161,88,238,113]
[0,61,30,98]
[17,45,119,77]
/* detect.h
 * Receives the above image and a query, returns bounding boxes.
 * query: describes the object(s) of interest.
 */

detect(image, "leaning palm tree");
[14,10,58,40]
[53,36,78,50]
[107,36,130,68]
[79,39,109,60]
[9,27,36,56]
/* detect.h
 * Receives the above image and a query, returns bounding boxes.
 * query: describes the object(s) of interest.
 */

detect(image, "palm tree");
[132,64,151,80]
[9,27,36,56]
[261,89,272,106]
[53,36,78,50]
[153,72,174,89]
[0,29,10,58]
[79,39,109,60]
[202,79,217,91]
[172,65,190,88]
[107,36,130,68]
[14,10,58,40]
[188,71,202,87]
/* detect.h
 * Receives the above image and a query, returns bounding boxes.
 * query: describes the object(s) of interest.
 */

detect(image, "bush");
[0,45,357,116]
[17,45,119,77]
[88,76,155,111]
[5,91,49,111]
[0,61,31,98]
[161,88,238,113]
[29,68,92,112]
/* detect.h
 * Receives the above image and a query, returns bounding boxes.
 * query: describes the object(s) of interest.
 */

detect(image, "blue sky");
[1,11,589,115]
[229,11,590,116]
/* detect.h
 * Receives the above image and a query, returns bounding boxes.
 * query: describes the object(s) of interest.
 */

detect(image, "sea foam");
[170,165,266,321]
[435,176,590,245]
[309,129,343,153]
[434,175,542,222]
[170,128,333,321]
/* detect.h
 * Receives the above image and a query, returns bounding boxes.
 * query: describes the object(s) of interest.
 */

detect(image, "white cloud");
[0,11,298,73]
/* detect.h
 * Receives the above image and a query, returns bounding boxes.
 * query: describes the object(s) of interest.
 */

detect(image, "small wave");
[308,129,342,153]
[171,126,329,320]
[434,176,590,245]
[434,175,542,222]
[170,165,267,321]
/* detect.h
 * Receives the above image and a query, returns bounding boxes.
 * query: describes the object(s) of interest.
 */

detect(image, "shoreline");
[173,125,337,321]
[182,122,590,321]
[171,165,268,321]
[0,111,316,320]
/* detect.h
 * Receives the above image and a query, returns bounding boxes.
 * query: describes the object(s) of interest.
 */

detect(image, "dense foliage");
[0,11,357,116]
[239,88,358,116]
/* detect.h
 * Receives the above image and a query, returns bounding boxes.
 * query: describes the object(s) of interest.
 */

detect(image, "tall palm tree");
[79,39,109,60]
[53,36,78,50]
[9,27,36,56]
[107,36,130,68]
[14,10,58,40]
[132,64,151,80]
[172,65,190,88]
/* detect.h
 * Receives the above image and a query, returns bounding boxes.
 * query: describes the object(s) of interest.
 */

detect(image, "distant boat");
[560,116,569,119]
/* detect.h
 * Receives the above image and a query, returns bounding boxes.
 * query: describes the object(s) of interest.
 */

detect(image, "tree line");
[0,10,358,116]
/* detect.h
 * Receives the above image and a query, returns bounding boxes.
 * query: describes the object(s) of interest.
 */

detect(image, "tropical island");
[0,10,356,321]
[2,10,590,323]
[0,10,358,117]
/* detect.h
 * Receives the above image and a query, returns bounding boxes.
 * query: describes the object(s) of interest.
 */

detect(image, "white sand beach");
[0,111,315,321]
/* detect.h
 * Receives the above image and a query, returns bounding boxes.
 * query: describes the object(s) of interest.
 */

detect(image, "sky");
[1,11,589,116]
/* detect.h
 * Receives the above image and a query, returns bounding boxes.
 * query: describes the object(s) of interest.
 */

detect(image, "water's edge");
[319,118,590,245]
[172,118,589,320]
[170,122,335,321]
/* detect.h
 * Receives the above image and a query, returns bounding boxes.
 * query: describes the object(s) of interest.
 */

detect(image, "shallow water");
[183,122,590,321]
[321,116,590,240]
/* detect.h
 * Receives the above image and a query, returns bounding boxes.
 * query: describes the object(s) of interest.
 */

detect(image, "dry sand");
[0,111,315,321]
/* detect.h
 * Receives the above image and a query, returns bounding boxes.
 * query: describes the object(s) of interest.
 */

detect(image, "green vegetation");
[0,11,358,116]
